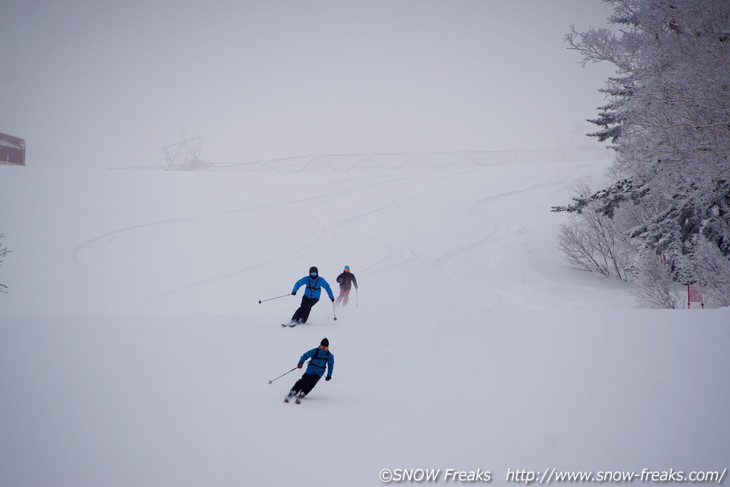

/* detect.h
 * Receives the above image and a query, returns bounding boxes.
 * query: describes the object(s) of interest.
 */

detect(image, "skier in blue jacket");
[285,338,334,402]
[288,266,335,325]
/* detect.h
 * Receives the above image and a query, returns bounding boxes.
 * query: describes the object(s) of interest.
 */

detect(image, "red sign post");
[687,284,704,309]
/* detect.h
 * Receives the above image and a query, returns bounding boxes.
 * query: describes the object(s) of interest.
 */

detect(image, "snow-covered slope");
[1,153,728,487]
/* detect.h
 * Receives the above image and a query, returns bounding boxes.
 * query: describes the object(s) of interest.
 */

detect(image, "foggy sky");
[0,0,616,167]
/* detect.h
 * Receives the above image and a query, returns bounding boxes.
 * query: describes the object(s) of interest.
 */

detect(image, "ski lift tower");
[163,131,206,170]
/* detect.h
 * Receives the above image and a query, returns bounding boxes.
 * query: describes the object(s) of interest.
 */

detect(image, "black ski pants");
[292,296,318,323]
[291,373,321,396]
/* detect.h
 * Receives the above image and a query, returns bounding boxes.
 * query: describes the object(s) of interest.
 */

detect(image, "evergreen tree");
[557,0,730,306]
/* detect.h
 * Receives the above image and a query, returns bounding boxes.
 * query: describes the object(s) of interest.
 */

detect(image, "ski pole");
[356,288,358,307]
[268,366,298,384]
[332,300,338,321]
[258,293,292,304]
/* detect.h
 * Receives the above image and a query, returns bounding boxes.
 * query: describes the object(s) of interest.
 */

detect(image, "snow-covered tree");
[556,182,633,280]
[630,250,683,308]
[678,235,730,307]
[557,0,730,307]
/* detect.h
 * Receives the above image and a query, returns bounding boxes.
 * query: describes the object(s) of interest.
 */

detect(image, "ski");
[284,393,303,404]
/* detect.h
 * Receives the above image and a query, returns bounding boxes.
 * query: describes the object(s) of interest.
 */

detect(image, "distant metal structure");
[163,131,207,170]
[0,132,26,165]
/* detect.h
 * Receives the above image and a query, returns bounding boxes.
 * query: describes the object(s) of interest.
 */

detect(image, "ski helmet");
[344,265,350,272]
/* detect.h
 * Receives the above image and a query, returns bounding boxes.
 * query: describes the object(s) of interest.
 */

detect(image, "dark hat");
[320,338,329,347]
[309,266,318,274]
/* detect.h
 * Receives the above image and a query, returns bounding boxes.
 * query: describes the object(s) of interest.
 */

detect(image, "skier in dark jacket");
[285,338,334,402]
[289,266,335,325]
[335,265,358,307]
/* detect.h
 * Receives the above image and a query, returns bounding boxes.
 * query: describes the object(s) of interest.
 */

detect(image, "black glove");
[330,297,335,302]
[325,376,331,381]
[297,363,303,369]
[291,292,296,295]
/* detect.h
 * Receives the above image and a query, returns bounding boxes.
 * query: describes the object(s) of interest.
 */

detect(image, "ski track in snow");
[469,176,571,212]
[123,174,424,313]
[70,165,583,314]
[430,177,570,309]
[134,198,414,314]
[359,238,416,277]
[71,191,348,269]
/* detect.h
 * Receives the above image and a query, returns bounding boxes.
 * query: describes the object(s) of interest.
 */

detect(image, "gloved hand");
[291,292,296,295]
[297,363,303,369]
[325,377,331,381]
[330,297,335,302]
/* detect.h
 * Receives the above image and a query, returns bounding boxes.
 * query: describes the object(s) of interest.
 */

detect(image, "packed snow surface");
[1,152,728,487]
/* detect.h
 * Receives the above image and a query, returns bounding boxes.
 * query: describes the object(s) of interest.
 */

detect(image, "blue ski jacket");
[292,275,334,301]
[300,347,334,379]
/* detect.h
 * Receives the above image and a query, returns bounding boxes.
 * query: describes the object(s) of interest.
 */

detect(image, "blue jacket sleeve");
[299,348,316,365]
[321,279,335,300]
[292,277,307,294]
[326,353,334,379]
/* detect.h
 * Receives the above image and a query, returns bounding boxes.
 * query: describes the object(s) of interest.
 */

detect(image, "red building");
[0,132,25,165]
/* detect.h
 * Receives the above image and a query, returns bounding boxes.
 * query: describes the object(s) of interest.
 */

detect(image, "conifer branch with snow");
[557,0,730,307]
